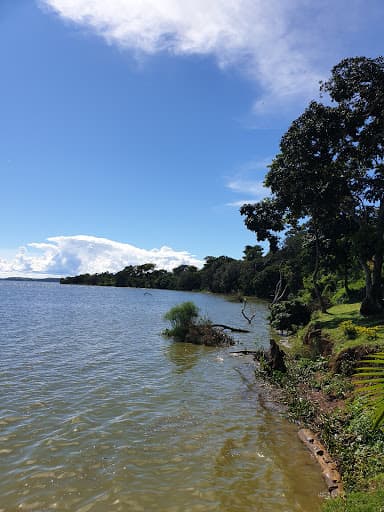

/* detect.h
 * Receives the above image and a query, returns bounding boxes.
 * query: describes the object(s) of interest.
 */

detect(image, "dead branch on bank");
[241,298,257,324]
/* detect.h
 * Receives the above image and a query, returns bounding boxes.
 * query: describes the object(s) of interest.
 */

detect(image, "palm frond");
[354,351,384,429]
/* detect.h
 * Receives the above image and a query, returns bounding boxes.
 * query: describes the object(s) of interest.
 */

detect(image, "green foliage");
[301,303,384,357]
[279,356,384,491]
[332,279,365,305]
[241,57,384,316]
[262,344,384,493]
[280,358,330,423]
[354,352,384,429]
[163,302,234,346]
[322,489,384,512]
[163,302,199,341]
[60,235,310,300]
[316,372,353,400]
[341,321,359,339]
[341,321,379,341]
[270,299,311,332]
[357,327,379,340]
[320,399,384,491]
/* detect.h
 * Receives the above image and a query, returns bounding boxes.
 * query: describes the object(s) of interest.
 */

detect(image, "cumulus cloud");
[38,0,341,114]
[0,235,203,278]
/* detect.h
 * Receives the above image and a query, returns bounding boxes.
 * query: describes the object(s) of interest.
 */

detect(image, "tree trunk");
[359,256,383,316]
[343,264,352,299]
[313,232,327,313]
[270,267,288,307]
[360,201,384,316]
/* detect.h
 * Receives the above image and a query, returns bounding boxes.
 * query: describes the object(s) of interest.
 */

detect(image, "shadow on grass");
[317,308,384,331]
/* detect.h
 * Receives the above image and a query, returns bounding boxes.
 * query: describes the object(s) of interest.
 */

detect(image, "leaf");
[354,351,384,429]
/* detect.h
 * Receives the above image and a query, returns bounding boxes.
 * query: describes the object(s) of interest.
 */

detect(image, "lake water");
[0,282,326,511]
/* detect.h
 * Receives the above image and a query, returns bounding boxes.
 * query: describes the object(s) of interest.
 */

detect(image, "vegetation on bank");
[260,301,384,511]
[322,486,384,512]
[162,301,235,347]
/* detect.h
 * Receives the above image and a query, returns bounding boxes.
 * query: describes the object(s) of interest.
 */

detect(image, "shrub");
[341,320,359,339]
[270,299,311,333]
[163,301,199,341]
[340,321,379,340]
[357,326,378,340]
[163,302,234,346]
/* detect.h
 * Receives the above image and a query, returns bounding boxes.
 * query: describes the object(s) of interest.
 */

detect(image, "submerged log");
[298,428,344,498]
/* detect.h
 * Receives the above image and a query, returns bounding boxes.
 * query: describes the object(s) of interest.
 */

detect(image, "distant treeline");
[60,230,363,303]
[60,245,284,299]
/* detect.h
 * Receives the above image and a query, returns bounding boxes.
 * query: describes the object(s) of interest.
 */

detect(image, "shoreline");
[250,348,344,501]
[252,316,384,512]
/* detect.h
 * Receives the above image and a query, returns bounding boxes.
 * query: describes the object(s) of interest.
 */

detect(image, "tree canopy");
[241,56,384,316]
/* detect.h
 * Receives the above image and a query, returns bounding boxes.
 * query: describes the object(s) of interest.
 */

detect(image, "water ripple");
[0,282,325,511]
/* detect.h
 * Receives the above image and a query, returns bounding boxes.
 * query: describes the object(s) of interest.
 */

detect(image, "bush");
[163,301,199,341]
[163,302,234,346]
[341,320,359,339]
[340,321,378,340]
[270,299,311,332]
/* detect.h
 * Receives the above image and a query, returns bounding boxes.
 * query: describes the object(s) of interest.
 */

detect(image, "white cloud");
[227,178,269,198]
[39,0,334,114]
[0,235,203,278]
[226,157,271,206]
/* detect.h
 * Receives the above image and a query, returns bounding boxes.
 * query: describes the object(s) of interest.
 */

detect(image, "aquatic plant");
[163,301,234,346]
[163,301,199,341]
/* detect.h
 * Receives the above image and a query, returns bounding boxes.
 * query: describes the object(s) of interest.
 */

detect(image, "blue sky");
[0,0,383,277]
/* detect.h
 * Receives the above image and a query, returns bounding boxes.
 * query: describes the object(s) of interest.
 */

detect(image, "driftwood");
[212,324,250,333]
[298,428,344,498]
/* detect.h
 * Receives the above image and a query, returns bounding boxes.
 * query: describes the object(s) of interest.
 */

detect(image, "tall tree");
[241,56,384,315]
[322,56,384,315]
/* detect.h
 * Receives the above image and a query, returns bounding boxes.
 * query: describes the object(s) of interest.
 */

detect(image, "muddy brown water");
[0,282,326,511]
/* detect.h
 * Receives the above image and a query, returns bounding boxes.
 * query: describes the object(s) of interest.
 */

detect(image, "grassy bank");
[268,303,384,511]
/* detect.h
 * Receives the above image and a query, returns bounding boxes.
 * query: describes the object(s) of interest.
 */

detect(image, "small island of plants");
[162,301,235,347]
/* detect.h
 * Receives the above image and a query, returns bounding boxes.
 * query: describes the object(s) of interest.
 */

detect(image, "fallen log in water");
[298,428,344,498]
[230,350,262,355]
[211,324,250,333]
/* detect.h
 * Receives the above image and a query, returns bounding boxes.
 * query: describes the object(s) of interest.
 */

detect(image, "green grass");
[277,302,384,511]
[331,279,365,305]
[306,303,384,353]
[322,489,384,511]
